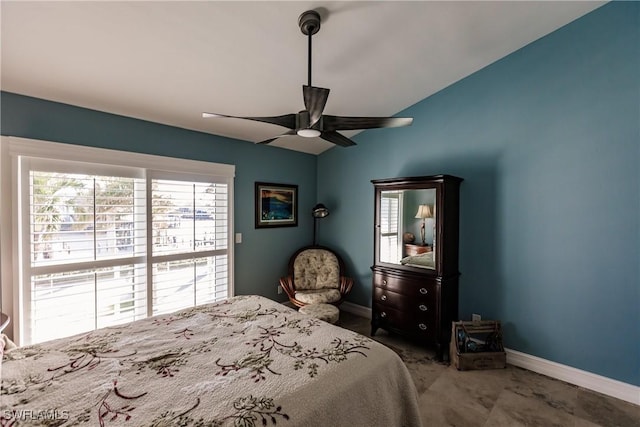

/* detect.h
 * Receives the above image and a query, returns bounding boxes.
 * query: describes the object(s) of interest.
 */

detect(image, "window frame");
[1,136,235,345]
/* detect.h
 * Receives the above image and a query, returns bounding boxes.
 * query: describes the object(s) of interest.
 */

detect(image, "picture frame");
[255,182,298,228]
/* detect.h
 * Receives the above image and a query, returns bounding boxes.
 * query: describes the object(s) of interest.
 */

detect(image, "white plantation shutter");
[150,178,229,315]
[30,264,146,342]
[380,191,402,263]
[12,149,233,345]
[30,172,146,264]
[27,169,147,343]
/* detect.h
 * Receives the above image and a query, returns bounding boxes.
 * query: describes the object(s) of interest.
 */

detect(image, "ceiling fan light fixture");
[297,128,321,138]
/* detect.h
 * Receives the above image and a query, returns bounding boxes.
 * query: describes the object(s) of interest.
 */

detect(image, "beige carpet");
[338,311,640,427]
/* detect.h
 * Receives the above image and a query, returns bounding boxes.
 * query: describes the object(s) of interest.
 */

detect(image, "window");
[1,137,235,345]
[27,167,147,343]
[149,177,229,315]
[380,191,403,263]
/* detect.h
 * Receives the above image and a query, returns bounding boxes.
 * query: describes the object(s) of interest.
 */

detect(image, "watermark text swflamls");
[2,409,70,421]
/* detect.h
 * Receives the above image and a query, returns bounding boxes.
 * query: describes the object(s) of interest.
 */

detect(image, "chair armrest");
[339,276,354,296]
[279,276,296,299]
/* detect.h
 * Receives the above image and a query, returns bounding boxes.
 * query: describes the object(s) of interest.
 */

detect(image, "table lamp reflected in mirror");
[414,204,433,246]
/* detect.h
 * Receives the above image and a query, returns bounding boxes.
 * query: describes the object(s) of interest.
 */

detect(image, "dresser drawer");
[373,286,437,315]
[373,303,436,339]
[373,286,406,311]
[374,272,438,298]
[410,299,438,320]
[373,272,404,293]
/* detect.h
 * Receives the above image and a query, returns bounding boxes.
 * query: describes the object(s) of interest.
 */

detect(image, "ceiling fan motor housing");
[296,110,311,129]
[298,10,321,36]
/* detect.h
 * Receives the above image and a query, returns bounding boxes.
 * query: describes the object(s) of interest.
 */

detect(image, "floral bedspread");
[1,295,422,427]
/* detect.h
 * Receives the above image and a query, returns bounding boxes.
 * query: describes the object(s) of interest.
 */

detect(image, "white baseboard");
[338,302,639,406]
[506,348,639,406]
[340,301,372,319]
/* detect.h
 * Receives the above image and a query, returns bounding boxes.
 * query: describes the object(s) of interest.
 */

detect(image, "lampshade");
[414,204,433,219]
[312,203,330,218]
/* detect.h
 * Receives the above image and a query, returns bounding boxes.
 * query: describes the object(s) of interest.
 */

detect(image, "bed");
[400,251,435,269]
[1,295,423,426]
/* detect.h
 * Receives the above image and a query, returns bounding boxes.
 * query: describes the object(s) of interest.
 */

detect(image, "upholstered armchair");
[279,245,353,308]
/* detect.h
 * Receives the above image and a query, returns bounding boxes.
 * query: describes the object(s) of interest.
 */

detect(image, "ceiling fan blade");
[322,115,413,131]
[256,129,297,145]
[320,131,357,147]
[202,112,297,129]
[303,85,330,127]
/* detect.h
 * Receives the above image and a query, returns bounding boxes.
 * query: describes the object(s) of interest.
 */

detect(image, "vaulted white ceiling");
[1,1,604,154]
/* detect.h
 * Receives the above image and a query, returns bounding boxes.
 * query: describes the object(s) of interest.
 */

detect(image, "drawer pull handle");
[381,295,387,301]
[381,312,387,318]
[419,288,428,295]
[383,280,387,285]
[419,304,427,311]
[418,323,427,330]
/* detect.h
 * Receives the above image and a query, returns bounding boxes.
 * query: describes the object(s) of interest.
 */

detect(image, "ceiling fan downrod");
[298,10,321,87]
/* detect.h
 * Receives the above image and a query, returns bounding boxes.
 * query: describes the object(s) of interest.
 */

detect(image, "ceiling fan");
[202,10,413,147]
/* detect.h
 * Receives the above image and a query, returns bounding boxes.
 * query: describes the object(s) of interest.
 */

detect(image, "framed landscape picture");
[255,182,298,228]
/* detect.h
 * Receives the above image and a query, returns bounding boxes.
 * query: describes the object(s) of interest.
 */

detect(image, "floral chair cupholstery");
[279,245,354,308]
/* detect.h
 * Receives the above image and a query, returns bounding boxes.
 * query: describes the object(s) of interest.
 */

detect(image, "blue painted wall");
[317,2,639,385]
[2,2,638,387]
[0,92,318,302]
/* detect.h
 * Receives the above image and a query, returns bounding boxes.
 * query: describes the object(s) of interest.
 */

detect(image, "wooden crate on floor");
[450,320,506,370]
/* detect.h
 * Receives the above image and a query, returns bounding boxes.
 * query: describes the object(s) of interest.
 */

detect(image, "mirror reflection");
[379,188,436,269]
